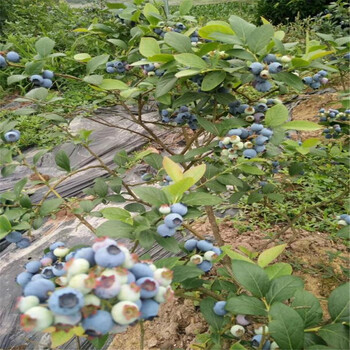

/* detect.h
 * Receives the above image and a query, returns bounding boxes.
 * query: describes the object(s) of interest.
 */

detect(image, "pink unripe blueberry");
[236,314,250,326]
[154,286,174,303]
[92,237,117,252]
[21,306,53,331]
[159,204,171,214]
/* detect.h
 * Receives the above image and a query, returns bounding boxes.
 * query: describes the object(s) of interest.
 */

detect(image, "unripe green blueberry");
[246,115,255,122]
[66,258,90,278]
[154,285,174,303]
[53,247,70,257]
[260,70,270,79]
[118,283,141,301]
[259,98,268,103]
[101,267,129,284]
[222,137,231,145]
[159,204,171,215]
[281,55,291,63]
[84,294,101,307]
[221,149,229,157]
[233,142,244,150]
[338,219,347,226]
[255,325,268,335]
[228,153,238,160]
[244,141,253,149]
[230,325,245,337]
[111,301,140,325]
[190,255,203,265]
[21,306,53,331]
[148,71,155,76]
[68,274,92,294]
[17,296,40,313]
[153,268,173,287]
[270,341,280,350]
[154,63,161,69]
[204,251,218,261]
[56,276,68,287]
[230,135,241,144]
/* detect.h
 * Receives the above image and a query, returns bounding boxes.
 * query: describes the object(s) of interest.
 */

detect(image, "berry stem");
[139,320,145,350]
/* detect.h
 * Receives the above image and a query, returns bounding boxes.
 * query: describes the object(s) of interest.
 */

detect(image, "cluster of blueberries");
[140,61,165,77]
[15,238,174,337]
[184,238,222,273]
[249,54,290,93]
[0,50,21,68]
[317,108,350,122]
[228,98,279,123]
[5,230,30,249]
[219,124,274,159]
[212,303,278,350]
[160,105,198,130]
[4,129,21,143]
[337,214,350,227]
[153,22,187,37]
[157,203,188,237]
[106,60,130,74]
[302,70,328,90]
[30,70,55,89]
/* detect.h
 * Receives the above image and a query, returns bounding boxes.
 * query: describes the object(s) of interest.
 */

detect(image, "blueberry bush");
[0,0,349,349]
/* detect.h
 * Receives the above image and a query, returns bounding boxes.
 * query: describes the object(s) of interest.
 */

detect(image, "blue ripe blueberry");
[114,61,124,69]
[154,28,162,34]
[157,224,176,237]
[41,79,52,89]
[213,301,227,316]
[164,213,183,229]
[75,247,95,266]
[94,244,125,268]
[344,53,350,60]
[6,51,21,62]
[24,279,55,302]
[106,61,115,67]
[311,82,321,89]
[136,277,159,298]
[50,241,65,251]
[260,128,273,137]
[25,261,41,274]
[0,55,7,68]
[243,149,257,159]
[31,274,44,282]
[4,130,21,143]
[5,231,22,243]
[240,129,249,139]
[130,263,154,279]
[176,23,186,30]
[249,62,264,75]
[263,54,277,64]
[117,67,125,73]
[302,76,313,85]
[144,64,155,72]
[42,70,54,79]
[329,112,336,118]
[255,80,272,92]
[268,62,282,74]
[41,266,55,279]
[191,36,199,42]
[228,129,242,136]
[266,98,275,105]
[82,310,114,336]
[127,271,136,284]
[252,335,263,348]
[161,109,169,117]
[170,203,188,216]
[140,299,159,320]
[251,123,264,132]
[313,73,321,82]
[162,116,170,123]
[30,75,44,86]
[16,238,31,249]
[272,168,279,173]
[255,135,269,146]
[16,271,33,287]
[212,247,222,255]
[48,287,84,315]
[255,145,266,153]
[155,69,165,76]
[54,312,82,326]
[106,66,116,73]
[318,70,328,77]
[197,260,213,272]
[179,106,189,113]
[272,161,279,167]
[52,262,66,277]
[255,103,268,112]
[184,239,198,251]
[197,240,214,252]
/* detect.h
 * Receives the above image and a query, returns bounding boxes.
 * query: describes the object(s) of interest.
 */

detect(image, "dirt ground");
[108,89,349,350]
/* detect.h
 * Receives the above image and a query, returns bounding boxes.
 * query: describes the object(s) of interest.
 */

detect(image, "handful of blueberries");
[15,238,174,337]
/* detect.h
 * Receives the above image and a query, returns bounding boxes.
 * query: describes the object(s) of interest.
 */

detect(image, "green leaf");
[7,74,27,85]
[258,244,286,267]
[247,191,263,204]
[98,79,128,90]
[164,32,192,53]
[51,329,75,348]
[196,116,221,135]
[232,260,270,298]
[93,178,108,198]
[269,302,305,350]
[35,37,55,57]
[156,74,177,98]
[100,207,132,224]
[96,220,133,239]
[24,61,44,75]
[14,178,27,197]
[20,195,32,209]
[39,198,63,216]
[318,324,349,349]
[201,71,226,91]
[175,53,207,69]
[226,295,267,316]
[33,149,49,165]
[266,275,304,304]
[200,297,226,331]
[144,153,163,170]
[55,150,71,172]
[74,53,91,61]
[328,282,350,323]
[0,215,12,237]
[139,37,160,57]
[107,39,127,50]
[132,187,169,206]
[163,156,183,182]
[239,164,265,175]
[228,15,256,43]
[291,290,323,328]
[282,121,323,131]
[86,54,109,74]
[25,87,48,100]
[247,24,274,53]
[274,72,304,91]
[172,265,203,283]
[165,178,195,197]
[124,203,145,213]
[154,234,180,253]
[175,69,200,78]
[179,0,193,14]
[182,192,223,206]
[0,148,12,165]
[199,24,235,40]
[83,75,103,85]
[265,263,292,280]
[89,334,109,350]
[222,246,254,263]
[264,104,289,128]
